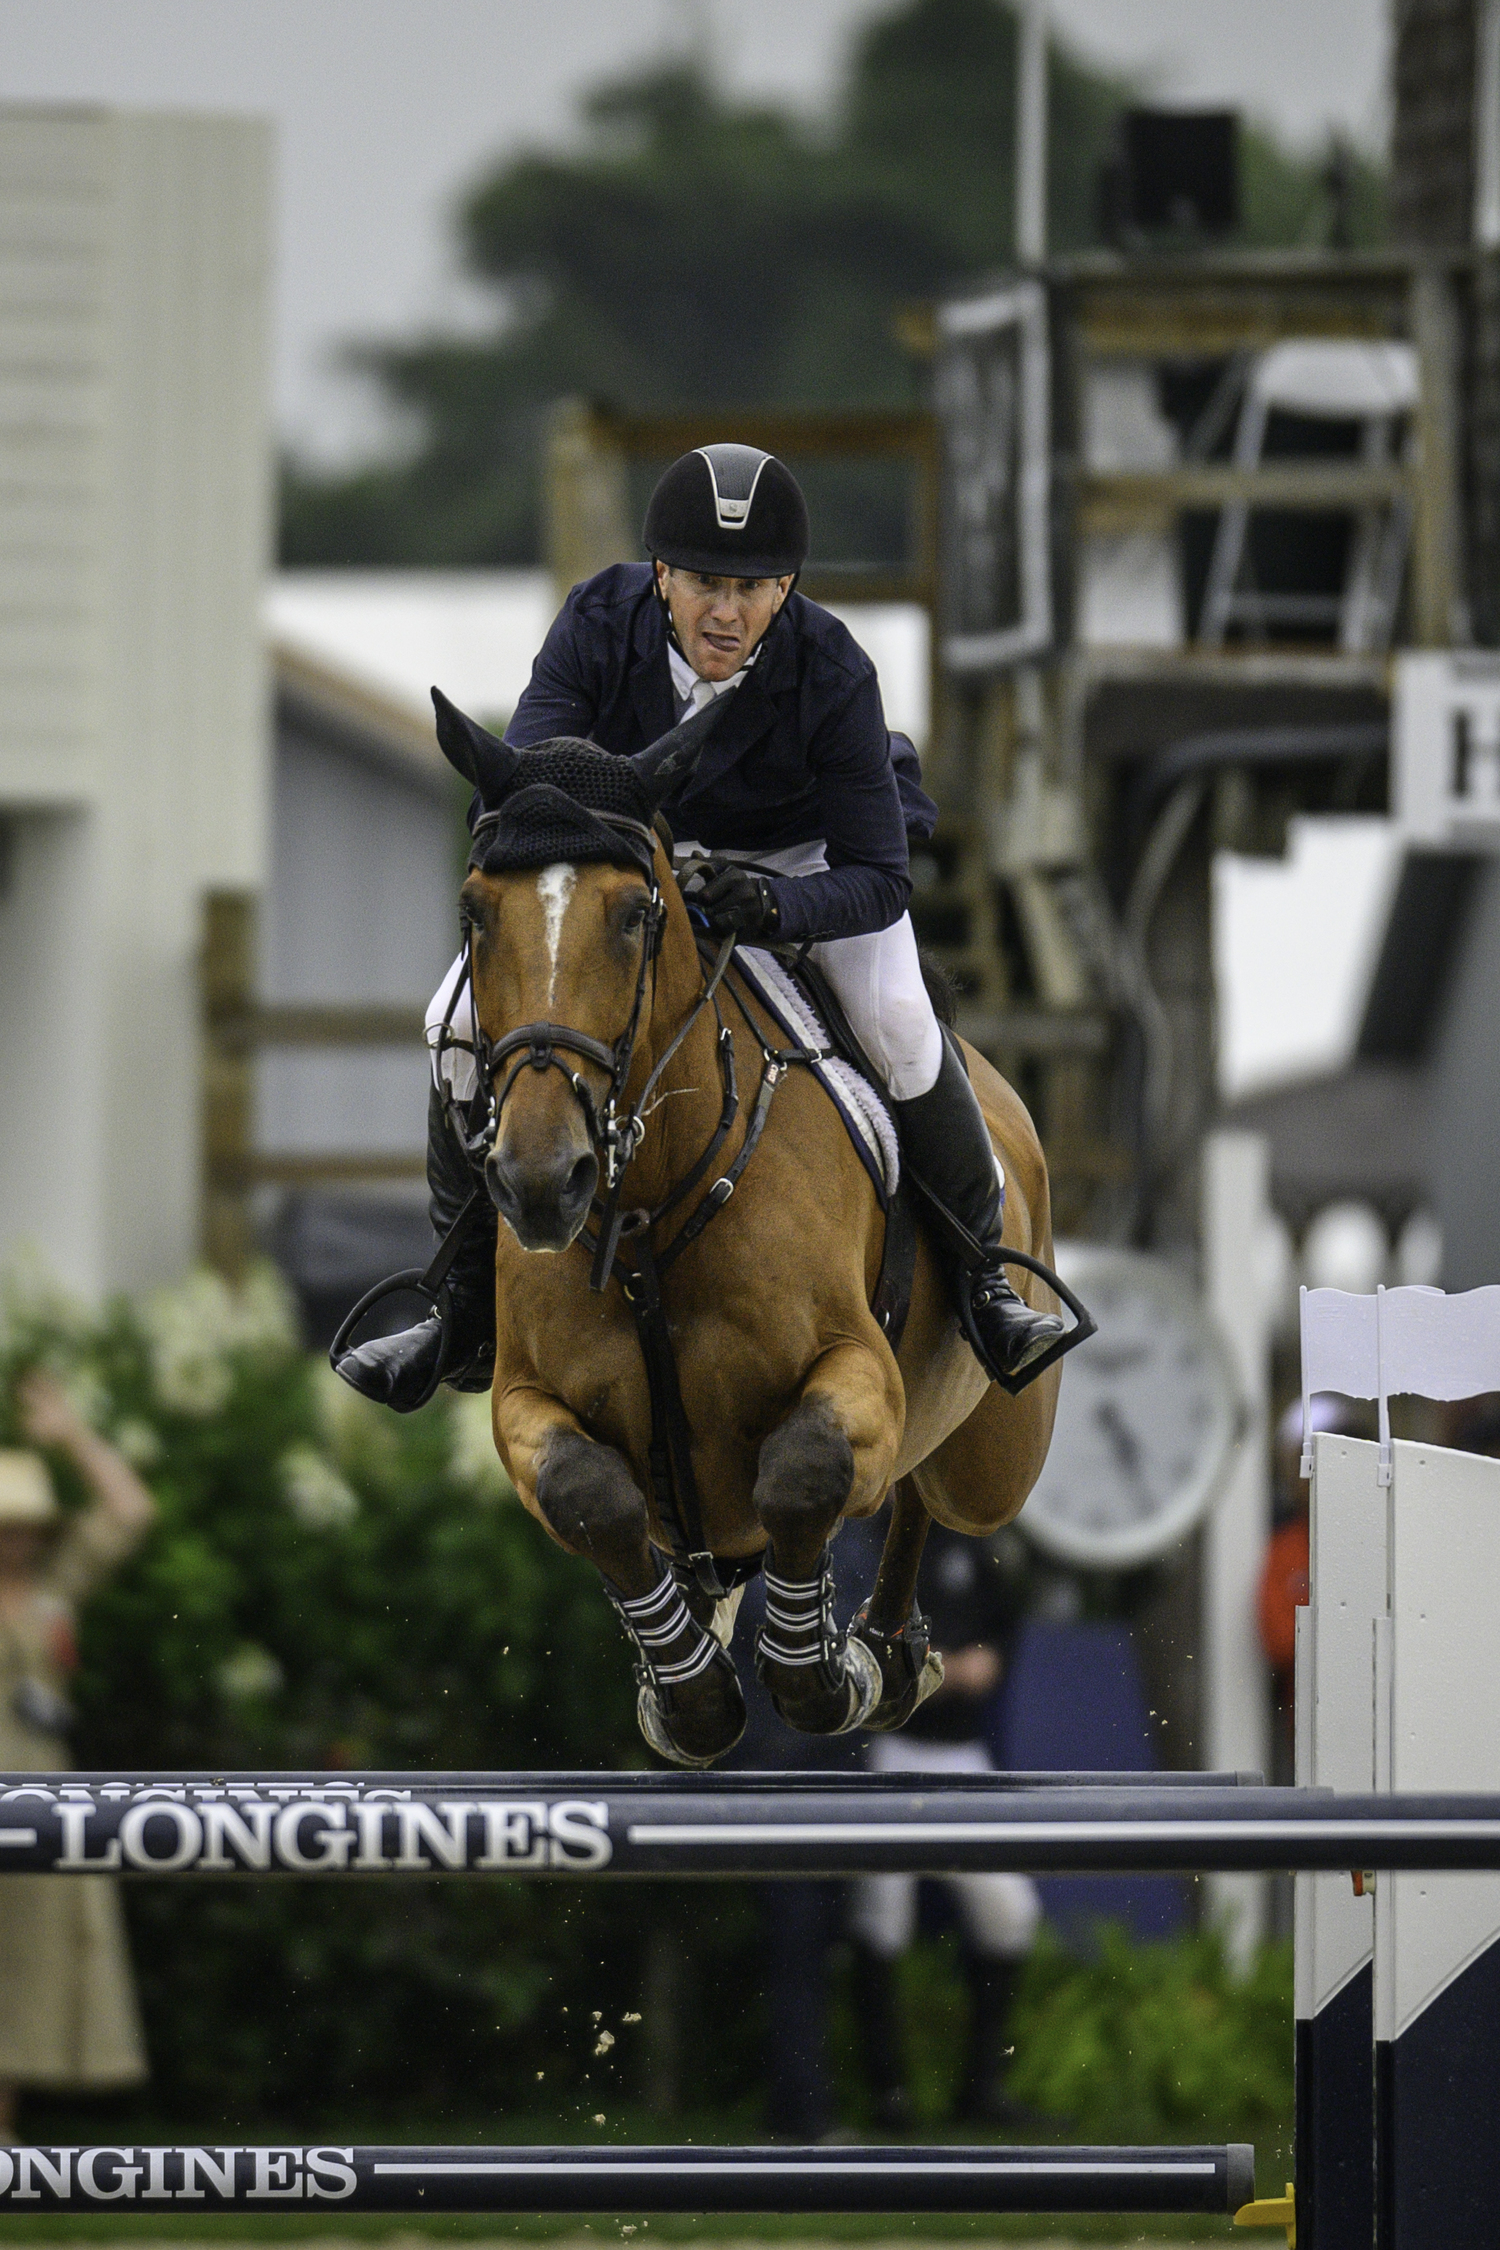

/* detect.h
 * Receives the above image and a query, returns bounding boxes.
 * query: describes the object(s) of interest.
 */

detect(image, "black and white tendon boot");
[893,1031,1066,1392]
[755,1549,882,1734]
[608,1561,746,1769]
[333,1085,498,1412]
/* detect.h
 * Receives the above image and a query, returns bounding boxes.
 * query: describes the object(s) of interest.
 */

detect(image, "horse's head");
[433,688,727,1253]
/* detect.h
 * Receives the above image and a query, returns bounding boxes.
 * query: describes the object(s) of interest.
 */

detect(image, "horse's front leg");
[503,1392,746,1768]
[752,1342,899,1735]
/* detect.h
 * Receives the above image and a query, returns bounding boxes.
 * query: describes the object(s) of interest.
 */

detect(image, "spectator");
[845,1515,1040,2129]
[0,1372,156,2141]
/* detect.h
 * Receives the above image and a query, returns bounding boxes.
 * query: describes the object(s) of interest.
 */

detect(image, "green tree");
[281,0,1385,569]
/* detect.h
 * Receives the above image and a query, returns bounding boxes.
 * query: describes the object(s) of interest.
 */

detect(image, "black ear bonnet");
[431,687,658,880]
[431,683,732,881]
[469,739,659,881]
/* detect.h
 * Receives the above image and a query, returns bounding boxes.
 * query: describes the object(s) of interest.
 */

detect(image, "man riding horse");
[338,445,1064,1414]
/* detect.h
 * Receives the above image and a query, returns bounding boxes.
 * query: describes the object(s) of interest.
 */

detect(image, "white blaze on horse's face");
[464,860,655,1255]
[536,862,577,1011]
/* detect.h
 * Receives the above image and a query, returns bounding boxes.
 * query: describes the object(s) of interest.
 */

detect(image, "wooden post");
[200,889,258,1280]
[1409,261,1467,644]
[543,399,632,607]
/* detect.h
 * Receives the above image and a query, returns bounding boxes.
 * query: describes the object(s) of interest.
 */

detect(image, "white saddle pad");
[734,945,900,1204]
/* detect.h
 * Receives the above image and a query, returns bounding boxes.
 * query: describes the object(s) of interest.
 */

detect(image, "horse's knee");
[754,1398,854,1558]
[535,1429,651,1589]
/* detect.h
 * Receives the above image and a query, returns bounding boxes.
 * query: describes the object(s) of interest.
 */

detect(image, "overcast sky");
[0,0,1390,463]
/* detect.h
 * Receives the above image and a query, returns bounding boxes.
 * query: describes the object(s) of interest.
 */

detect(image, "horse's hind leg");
[535,1428,745,1767]
[868,1478,932,1635]
[751,1368,890,1736]
[849,1478,946,1732]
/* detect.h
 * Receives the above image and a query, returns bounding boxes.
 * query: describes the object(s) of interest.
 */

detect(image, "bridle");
[431,813,738,1291]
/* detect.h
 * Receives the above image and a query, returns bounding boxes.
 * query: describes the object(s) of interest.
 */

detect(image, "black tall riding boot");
[893,1031,1065,1390]
[333,1085,497,1412]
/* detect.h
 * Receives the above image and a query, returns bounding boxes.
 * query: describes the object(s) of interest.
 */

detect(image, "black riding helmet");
[643,444,810,580]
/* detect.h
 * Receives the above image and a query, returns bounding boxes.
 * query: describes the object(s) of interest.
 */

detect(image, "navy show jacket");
[505,562,937,944]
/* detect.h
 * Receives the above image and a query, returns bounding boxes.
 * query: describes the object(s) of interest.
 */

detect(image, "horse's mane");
[468,736,659,879]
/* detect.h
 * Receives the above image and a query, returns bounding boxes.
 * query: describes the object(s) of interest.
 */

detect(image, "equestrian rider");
[337,444,1064,1410]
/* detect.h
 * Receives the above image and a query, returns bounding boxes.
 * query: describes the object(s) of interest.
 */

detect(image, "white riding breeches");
[425,838,946,1107]
[848,1735,1042,1962]
[730,841,944,1102]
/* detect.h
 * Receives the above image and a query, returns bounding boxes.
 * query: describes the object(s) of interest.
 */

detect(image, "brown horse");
[436,697,1062,1765]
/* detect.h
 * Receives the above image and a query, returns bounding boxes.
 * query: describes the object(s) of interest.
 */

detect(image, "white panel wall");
[0,108,272,1293]
[257,726,455,1159]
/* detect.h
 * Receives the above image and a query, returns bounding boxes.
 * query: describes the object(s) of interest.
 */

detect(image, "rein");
[432,837,823,1599]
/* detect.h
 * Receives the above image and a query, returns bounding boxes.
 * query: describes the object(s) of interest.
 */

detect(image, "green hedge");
[1008,1924,1294,2143]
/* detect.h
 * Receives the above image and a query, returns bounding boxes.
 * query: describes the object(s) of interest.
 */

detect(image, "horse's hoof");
[849,1600,946,1732]
[635,1657,746,1769]
[765,1630,883,1736]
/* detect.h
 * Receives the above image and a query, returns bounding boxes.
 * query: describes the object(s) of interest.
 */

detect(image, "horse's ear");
[431,686,519,802]
[628,692,733,807]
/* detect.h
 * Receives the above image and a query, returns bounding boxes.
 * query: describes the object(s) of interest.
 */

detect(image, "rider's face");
[655,563,794,682]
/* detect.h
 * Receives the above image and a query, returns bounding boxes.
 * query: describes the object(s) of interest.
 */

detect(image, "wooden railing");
[200,891,426,1279]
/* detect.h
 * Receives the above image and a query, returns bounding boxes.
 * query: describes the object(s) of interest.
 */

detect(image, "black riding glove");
[681,857,781,941]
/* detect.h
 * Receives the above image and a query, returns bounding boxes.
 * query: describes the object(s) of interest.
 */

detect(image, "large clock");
[1019,1244,1241,1570]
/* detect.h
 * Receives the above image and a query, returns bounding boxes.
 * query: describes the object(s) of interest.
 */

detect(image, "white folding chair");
[1199,340,1419,654]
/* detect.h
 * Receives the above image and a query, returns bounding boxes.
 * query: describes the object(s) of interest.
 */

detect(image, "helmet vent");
[697,443,769,532]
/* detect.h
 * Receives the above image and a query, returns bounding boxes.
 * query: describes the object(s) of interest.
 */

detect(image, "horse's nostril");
[566,1153,596,1204]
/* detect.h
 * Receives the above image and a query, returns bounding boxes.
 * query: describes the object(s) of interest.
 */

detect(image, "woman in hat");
[0,1371,156,2140]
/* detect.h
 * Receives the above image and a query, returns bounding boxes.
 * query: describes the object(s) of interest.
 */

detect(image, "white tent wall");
[0,107,273,1294]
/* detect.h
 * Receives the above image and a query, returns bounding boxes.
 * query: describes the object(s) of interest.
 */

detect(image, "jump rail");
[0,2142,1256,2217]
[6,1773,1500,1875]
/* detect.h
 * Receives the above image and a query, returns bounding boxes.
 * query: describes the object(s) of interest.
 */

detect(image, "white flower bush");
[279,1443,360,1530]
[216,1642,285,1701]
[111,1417,163,1469]
[140,1266,298,1418]
[448,1387,514,1500]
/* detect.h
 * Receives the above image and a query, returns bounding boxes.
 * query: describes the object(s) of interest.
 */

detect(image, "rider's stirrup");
[331,1087,497,1413]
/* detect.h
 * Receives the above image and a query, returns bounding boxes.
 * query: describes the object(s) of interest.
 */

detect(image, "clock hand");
[1094,1399,1154,1513]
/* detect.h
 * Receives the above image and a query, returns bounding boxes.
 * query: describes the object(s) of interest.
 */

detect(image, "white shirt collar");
[668,640,758,713]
